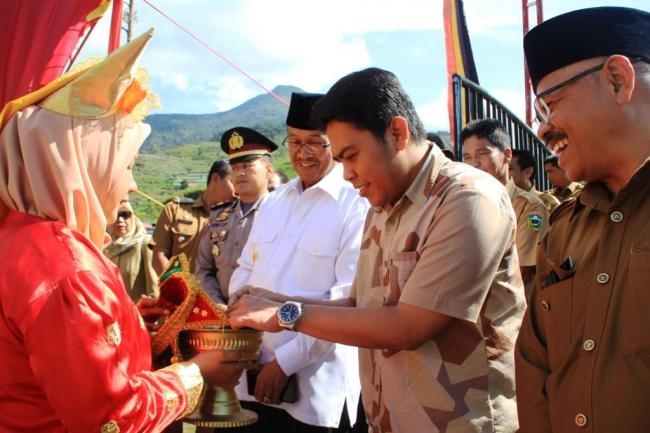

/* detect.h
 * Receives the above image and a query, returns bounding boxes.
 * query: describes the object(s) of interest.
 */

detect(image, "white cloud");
[418,86,450,131]
[77,0,650,123]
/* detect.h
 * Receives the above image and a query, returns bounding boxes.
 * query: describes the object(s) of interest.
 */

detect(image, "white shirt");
[229,163,369,427]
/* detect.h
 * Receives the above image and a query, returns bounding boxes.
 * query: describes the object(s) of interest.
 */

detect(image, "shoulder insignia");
[173,196,194,205]
[527,213,544,231]
[210,200,234,211]
[215,210,231,222]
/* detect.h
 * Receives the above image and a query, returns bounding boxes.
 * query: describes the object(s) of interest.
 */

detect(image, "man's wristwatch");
[277,301,304,331]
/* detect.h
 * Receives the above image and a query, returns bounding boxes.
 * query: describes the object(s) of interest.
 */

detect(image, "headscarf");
[0,109,149,248]
[104,201,150,258]
[0,29,155,249]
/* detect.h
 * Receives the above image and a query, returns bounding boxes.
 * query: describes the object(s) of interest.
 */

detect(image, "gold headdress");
[0,28,159,131]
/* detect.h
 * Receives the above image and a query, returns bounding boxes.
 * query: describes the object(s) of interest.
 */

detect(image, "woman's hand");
[190,350,255,388]
[135,295,170,332]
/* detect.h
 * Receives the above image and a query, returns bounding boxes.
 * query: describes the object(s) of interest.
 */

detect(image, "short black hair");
[313,67,426,143]
[544,155,560,168]
[512,149,537,180]
[207,159,231,185]
[459,119,511,151]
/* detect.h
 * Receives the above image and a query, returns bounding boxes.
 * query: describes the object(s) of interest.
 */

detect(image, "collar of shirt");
[192,193,207,209]
[574,157,650,216]
[403,144,441,207]
[375,144,439,217]
[287,163,345,201]
[238,193,267,216]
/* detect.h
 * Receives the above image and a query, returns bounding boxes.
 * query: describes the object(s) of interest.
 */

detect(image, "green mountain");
[132,85,301,223]
[131,85,451,224]
[142,84,303,151]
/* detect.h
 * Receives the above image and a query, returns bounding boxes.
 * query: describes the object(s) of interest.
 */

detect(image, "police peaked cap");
[286,92,324,130]
[524,6,650,92]
[220,126,277,163]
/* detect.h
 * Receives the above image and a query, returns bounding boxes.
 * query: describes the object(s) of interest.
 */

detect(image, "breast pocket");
[539,277,573,370]
[171,221,196,251]
[385,251,418,305]
[294,233,340,293]
[623,244,650,358]
[249,224,280,266]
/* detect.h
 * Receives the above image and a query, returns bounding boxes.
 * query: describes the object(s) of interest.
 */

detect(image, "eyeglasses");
[117,210,132,220]
[534,63,604,124]
[283,136,330,153]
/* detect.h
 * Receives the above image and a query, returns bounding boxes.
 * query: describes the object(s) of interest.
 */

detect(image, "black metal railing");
[451,74,551,190]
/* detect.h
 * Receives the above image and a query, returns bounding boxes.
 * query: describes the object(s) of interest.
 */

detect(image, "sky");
[81,0,649,131]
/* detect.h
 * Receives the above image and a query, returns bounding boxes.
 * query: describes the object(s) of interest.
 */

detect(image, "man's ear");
[388,116,410,151]
[503,147,513,163]
[604,55,635,103]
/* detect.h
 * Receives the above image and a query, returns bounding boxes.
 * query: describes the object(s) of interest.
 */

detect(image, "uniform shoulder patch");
[527,213,544,231]
[173,196,194,204]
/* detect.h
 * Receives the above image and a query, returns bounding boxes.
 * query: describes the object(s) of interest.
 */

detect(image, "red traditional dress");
[0,211,202,432]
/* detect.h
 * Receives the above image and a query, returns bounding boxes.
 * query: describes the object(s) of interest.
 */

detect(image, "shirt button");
[583,339,595,351]
[575,413,588,427]
[541,300,551,312]
[610,211,624,223]
[597,273,610,284]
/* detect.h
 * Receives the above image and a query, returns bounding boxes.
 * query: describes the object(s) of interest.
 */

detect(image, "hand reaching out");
[228,295,282,332]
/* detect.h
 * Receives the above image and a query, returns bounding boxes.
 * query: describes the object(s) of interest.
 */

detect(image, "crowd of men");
[5,5,646,433]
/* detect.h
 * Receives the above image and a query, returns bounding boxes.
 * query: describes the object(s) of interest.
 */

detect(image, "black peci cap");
[220,127,277,164]
[524,7,650,92]
[286,92,324,130]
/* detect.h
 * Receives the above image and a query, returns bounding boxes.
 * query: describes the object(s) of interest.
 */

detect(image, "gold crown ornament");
[0,28,159,131]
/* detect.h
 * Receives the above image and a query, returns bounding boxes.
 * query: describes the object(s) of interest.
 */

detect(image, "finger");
[228,290,248,307]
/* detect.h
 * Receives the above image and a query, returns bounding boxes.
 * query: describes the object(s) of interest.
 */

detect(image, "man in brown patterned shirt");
[228,68,525,432]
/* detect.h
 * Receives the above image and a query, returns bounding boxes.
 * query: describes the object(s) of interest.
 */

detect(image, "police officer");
[150,159,235,275]
[195,127,277,303]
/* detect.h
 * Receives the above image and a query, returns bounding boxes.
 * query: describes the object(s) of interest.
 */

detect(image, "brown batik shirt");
[353,146,525,432]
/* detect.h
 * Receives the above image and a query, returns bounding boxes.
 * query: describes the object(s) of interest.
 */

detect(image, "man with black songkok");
[226,93,369,432]
[515,7,650,432]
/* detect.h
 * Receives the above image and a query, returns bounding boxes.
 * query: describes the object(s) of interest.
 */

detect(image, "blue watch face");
[280,303,300,323]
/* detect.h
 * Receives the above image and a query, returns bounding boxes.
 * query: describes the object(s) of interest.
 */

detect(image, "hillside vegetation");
[130,85,450,223]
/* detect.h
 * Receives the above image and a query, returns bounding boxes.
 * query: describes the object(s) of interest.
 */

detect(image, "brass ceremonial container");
[179,328,263,428]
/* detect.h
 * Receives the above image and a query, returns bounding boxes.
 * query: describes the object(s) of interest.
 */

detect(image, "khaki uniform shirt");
[507,179,549,268]
[516,159,650,433]
[549,181,584,202]
[150,194,210,272]
[530,185,561,213]
[194,196,266,303]
[354,146,525,432]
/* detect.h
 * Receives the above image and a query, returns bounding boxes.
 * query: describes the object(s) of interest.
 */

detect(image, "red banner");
[443,0,479,144]
[0,0,108,108]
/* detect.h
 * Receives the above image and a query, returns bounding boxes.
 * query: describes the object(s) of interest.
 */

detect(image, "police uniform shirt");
[194,195,267,303]
[150,194,211,273]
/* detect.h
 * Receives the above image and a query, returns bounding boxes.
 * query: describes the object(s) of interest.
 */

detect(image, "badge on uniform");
[212,244,220,257]
[527,214,543,231]
[215,210,230,222]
